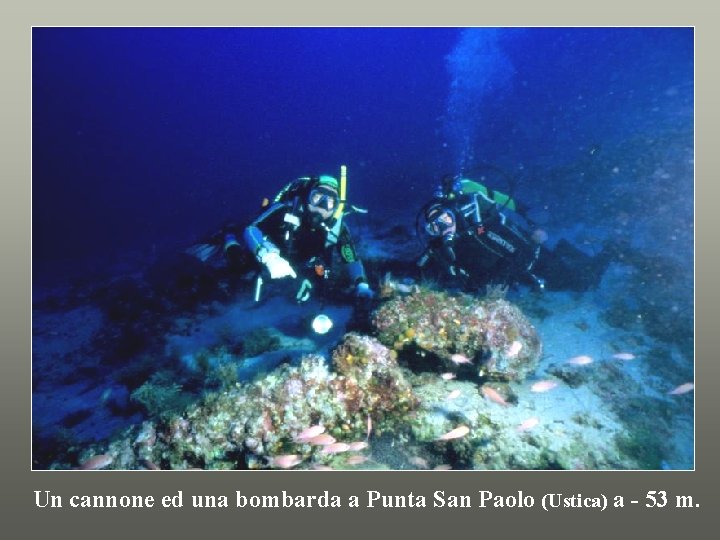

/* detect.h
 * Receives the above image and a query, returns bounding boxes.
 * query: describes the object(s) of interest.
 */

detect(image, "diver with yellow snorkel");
[221,166,374,308]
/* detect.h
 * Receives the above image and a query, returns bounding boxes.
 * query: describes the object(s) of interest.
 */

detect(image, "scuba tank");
[417,167,542,287]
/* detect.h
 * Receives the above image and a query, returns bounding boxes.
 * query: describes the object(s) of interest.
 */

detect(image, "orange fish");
[517,417,539,432]
[612,352,636,361]
[346,455,369,466]
[348,441,369,451]
[433,464,453,470]
[79,454,113,470]
[307,433,336,446]
[436,425,470,441]
[668,382,694,395]
[270,454,303,469]
[440,372,457,381]
[293,424,326,442]
[447,389,461,400]
[366,414,373,440]
[481,386,509,407]
[567,355,593,366]
[531,380,558,393]
[320,442,351,455]
[450,353,473,365]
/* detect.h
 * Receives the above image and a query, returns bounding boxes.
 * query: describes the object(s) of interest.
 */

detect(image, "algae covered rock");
[372,289,542,381]
[405,377,633,470]
[83,333,418,470]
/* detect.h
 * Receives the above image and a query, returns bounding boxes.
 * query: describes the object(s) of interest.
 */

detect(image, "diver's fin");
[185,243,220,262]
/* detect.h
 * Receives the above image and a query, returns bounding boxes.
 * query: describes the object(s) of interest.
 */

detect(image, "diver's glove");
[259,250,297,279]
[355,282,375,299]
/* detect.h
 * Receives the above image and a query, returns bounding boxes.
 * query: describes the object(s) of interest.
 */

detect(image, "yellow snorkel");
[324,165,348,248]
[334,164,347,220]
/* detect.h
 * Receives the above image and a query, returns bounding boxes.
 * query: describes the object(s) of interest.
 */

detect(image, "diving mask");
[308,187,338,213]
[308,186,339,221]
[425,208,456,237]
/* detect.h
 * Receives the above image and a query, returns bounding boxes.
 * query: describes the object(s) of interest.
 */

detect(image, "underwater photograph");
[32,27,694,470]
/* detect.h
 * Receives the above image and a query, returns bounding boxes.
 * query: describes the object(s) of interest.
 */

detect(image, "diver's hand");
[355,282,375,299]
[261,251,297,279]
[445,264,469,277]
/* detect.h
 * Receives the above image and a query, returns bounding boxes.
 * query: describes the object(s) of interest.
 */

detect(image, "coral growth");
[72,334,418,470]
[372,288,542,381]
[130,373,193,420]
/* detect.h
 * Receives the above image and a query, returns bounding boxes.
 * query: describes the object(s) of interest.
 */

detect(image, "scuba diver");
[416,174,615,292]
[196,166,374,306]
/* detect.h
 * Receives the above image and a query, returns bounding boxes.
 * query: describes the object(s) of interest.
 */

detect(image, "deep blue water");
[32,27,694,470]
[33,27,692,283]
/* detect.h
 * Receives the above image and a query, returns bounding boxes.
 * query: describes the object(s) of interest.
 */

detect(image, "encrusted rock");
[373,289,542,381]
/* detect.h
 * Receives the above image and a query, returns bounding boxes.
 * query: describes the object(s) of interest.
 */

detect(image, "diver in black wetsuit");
[416,175,614,292]
[193,169,374,305]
